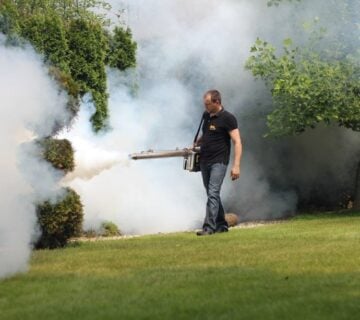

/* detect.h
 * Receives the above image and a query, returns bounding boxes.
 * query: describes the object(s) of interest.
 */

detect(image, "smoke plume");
[2,0,358,279]
[60,0,359,234]
[0,36,69,278]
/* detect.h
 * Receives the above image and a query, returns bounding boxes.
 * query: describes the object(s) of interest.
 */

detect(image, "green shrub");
[100,221,121,237]
[37,138,75,173]
[36,188,83,249]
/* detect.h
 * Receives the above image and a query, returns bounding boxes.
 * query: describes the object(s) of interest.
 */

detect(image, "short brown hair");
[204,89,222,104]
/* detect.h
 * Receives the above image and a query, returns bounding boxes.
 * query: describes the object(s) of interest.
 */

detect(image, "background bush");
[100,221,121,237]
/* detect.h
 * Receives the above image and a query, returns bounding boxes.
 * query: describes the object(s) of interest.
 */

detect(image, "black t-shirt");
[200,108,238,165]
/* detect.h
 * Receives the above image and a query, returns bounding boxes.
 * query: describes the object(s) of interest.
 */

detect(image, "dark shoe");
[216,228,229,233]
[196,229,214,236]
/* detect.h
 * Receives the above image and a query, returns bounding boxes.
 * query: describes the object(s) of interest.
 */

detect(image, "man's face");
[203,94,219,113]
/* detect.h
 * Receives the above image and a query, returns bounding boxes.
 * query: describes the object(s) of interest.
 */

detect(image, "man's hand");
[230,166,240,181]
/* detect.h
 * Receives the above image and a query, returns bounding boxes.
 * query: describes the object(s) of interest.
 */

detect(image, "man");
[195,89,242,236]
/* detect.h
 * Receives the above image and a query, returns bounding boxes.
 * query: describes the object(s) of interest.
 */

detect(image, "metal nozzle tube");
[129,147,200,160]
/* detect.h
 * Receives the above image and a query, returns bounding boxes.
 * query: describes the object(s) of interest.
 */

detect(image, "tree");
[0,0,137,131]
[247,0,360,209]
[246,38,360,136]
[0,0,137,247]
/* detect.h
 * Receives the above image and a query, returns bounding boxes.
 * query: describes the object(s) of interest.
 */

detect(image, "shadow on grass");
[292,210,360,221]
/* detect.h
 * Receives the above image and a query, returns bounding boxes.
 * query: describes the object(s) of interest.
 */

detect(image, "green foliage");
[66,17,108,93]
[37,138,75,173]
[82,221,121,238]
[90,89,109,131]
[20,13,70,72]
[0,0,17,32]
[100,221,121,237]
[246,38,360,136]
[36,188,83,249]
[246,1,360,137]
[0,0,137,131]
[106,27,137,71]
[253,0,360,209]
[48,66,81,118]
[0,0,21,44]
[67,17,108,130]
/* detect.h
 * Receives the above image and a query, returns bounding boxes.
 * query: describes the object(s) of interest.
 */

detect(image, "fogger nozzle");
[129,147,201,172]
[129,147,200,160]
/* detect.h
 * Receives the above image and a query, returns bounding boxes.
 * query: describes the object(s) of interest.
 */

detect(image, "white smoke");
[60,0,359,235]
[60,77,204,234]
[0,36,69,278]
[58,0,298,234]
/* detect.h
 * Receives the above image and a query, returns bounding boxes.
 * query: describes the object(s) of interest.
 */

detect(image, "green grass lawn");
[1,212,360,320]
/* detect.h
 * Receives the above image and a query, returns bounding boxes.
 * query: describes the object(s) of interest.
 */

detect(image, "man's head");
[203,90,222,114]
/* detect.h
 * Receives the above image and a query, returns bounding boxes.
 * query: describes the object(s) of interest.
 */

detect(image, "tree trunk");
[354,161,360,210]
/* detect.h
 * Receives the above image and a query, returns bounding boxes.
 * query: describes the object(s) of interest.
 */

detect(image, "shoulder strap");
[193,112,205,143]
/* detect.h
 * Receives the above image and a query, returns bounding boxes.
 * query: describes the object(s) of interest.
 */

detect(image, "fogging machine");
[129,147,201,172]
[129,114,204,172]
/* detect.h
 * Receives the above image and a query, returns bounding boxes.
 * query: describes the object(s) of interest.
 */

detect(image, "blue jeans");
[200,162,228,232]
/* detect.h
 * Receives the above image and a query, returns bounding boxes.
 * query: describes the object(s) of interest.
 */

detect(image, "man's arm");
[229,128,242,180]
